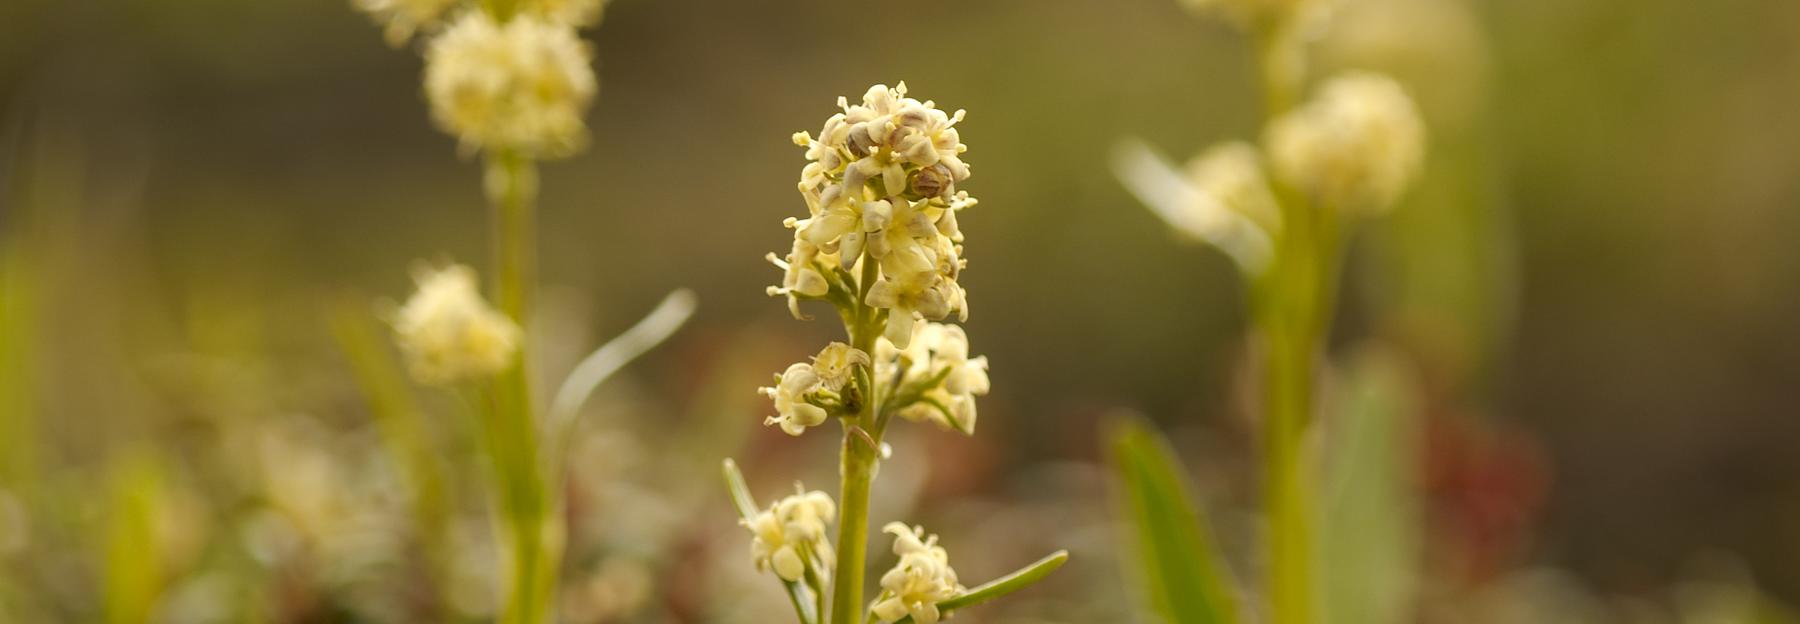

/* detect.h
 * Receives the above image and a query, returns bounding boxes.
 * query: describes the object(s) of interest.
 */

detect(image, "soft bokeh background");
[4,0,1800,621]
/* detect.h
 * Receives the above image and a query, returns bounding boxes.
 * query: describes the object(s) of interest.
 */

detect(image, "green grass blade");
[1108,417,1240,624]
[325,298,453,597]
[103,454,162,624]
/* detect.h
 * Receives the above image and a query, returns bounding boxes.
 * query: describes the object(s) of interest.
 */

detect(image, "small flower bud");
[909,164,953,199]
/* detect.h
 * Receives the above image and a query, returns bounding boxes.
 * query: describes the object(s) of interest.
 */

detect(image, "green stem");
[1257,304,1313,624]
[829,259,882,624]
[1253,16,1303,118]
[1253,181,1348,624]
[484,149,555,624]
[1248,14,1331,624]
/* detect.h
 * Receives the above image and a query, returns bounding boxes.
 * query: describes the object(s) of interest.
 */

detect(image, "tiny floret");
[425,11,597,158]
[1265,71,1425,214]
[772,83,977,349]
[392,264,520,385]
[871,522,963,624]
[759,342,869,436]
[812,341,872,390]
[742,485,837,582]
[877,323,989,434]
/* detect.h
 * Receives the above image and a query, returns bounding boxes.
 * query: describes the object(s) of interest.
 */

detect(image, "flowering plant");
[1112,0,1427,622]
[726,83,1064,624]
[349,1,694,622]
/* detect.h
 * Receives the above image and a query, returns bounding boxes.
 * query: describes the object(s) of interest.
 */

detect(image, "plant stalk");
[1248,14,1336,623]
[828,259,883,624]
[485,148,556,624]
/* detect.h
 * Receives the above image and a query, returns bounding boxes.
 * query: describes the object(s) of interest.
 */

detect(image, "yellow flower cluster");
[741,486,837,583]
[771,83,978,349]
[424,11,597,158]
[871,522,962,624]
[391,264,520,385]
[1266,72,1425,215]
[877,323,990,435]
[354,0,604,157]
[759,342,870,436]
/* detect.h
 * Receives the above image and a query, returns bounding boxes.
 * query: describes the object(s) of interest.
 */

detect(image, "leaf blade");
[1108,417,1240,624]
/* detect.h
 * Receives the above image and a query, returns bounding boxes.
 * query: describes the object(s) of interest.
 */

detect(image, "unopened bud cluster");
[771,83,977,349]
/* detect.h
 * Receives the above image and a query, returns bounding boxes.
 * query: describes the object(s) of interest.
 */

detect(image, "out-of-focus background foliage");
[3,0,1800,621]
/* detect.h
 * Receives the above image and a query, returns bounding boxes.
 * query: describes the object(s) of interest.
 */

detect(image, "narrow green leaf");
[890,550,1069,624]
[722,458,819,624]
[1320,349,1422,624]
[1108,417,1240,624]
[103,453,163,624]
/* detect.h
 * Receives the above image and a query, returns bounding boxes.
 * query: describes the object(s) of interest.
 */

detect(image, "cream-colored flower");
[776,84,976,347]
[759,363,830,436]
[758,342,870,435]
[1265,71,1425,215]
[765,236,838,319]
[391,264,520,385]
[878,323,988,434]
[424,11,597,158]
[871,522,962,624]
[812,342,872,390]
[354,0,459,46]
[742,486,836,582]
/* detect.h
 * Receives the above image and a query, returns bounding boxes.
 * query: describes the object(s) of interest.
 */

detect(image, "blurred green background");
[4,0,1800,620]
